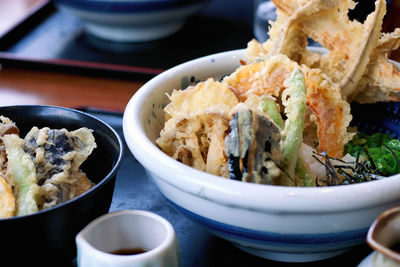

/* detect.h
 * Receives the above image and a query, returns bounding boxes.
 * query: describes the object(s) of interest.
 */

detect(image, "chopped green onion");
[345,132,400,176]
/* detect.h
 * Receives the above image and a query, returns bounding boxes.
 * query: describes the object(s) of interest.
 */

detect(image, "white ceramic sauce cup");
[366,206,400,266]
[76,210,180,267]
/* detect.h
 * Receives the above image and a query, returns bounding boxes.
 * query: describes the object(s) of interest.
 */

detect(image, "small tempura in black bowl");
[0,105,123,266]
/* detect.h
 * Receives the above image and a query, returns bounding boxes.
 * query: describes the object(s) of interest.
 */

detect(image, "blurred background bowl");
[0,105,123,266]
[123,48,400,263]
[51,0,210,42]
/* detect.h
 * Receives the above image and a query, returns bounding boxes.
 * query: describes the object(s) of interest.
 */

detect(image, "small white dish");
[76,210,180,267]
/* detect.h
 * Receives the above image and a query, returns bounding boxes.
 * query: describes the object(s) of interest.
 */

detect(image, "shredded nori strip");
[313,150,386,186]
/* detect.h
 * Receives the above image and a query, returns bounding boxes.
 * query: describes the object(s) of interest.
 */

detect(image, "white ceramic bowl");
[122,48,400,262]
[52,0,208,42]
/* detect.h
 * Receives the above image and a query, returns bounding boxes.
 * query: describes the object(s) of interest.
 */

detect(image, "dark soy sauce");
[110,248,149,255]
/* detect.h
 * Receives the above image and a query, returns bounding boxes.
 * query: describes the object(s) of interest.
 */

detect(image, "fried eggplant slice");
[23,127,96,209]
[225,107,282,184]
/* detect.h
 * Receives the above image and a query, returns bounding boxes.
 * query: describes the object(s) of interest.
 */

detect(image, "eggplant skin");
[22,127,96,210]
[228,154,242,180]
[226,108,282,184]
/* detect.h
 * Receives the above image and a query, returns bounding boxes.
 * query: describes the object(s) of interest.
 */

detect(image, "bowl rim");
[0,104,124,221]
[123,48,400,214]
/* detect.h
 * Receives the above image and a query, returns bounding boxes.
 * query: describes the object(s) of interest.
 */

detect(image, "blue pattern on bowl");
[170,201,367,248]
[52,0,207,13]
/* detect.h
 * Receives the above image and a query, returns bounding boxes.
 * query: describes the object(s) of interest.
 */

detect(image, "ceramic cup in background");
[361,206,400,266]
[76,210,180,267]
[253,0,276,42]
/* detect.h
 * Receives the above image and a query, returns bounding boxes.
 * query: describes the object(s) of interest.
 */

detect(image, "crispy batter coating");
[304,67,354,157]
[0,116,18,218]
[224,54,353,157]
[240,0,400,156]
[157,79,237,177]
[158,0,400,183]
[248,0,400,103]
[354,29,400,103]
[165,78,239,119]
[223,54,296,100]
[69,170,94,198]
[272,0,386,99]
[0,114,96,217]
[0,176,15,218]
[3,133,39,216]
[24,127,96,209]
[0,116,19,178]
[157,112,230,177]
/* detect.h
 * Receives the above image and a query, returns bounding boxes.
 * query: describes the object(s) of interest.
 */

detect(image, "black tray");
[0,0,253,80]
[81,108,373,267]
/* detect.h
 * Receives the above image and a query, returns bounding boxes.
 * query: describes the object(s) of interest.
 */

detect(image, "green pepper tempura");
[345,132,400,176]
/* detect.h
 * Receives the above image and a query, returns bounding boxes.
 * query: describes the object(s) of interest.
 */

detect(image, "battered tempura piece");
[354,29,400,103]
[3,134,39,216]
[0,118,97,217]
[23,127,96,210]
[156,0,400,187]
[156,79,238,177]
[157,112,230,176]
[269,0,386,100]
[164,78,239,118]
[0,116,18,218]
[0,116,19,178]
[0,176,15,218]
[248,0,400,104]
[223,54,353,158]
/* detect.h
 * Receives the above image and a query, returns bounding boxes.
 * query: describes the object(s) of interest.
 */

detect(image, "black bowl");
[351,102,400,138]
[0,105,123,266]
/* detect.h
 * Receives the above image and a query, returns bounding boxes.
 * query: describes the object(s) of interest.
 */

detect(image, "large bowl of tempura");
[0,105,123,266]
[123,0,400,262]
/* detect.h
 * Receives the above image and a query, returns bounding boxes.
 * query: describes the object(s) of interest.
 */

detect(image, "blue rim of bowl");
[0,105,124,221]
[170,201,368,247]
[52,0,207,13]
